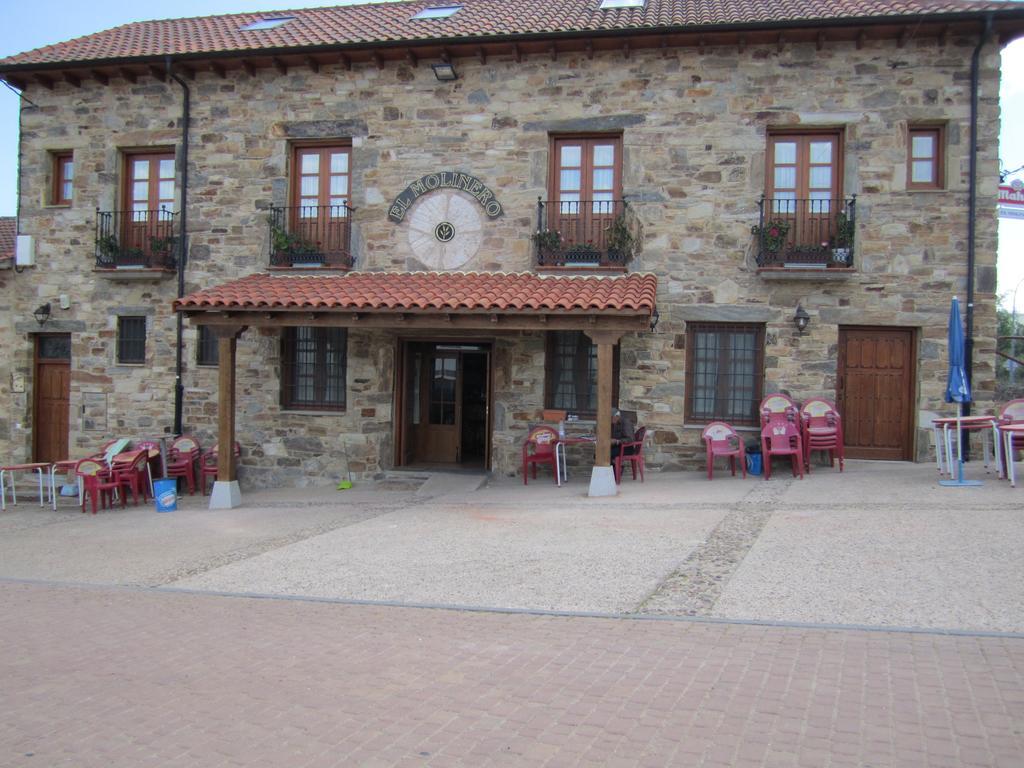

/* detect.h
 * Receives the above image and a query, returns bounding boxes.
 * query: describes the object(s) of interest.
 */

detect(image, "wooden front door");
[837,327,916,460]
[33,334,71,463]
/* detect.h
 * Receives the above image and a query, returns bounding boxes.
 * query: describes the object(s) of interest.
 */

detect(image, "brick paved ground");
[2,581,1022,768]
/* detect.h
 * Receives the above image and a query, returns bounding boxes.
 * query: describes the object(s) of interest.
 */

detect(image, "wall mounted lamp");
[33,302,51,326]
[649,306,660,332]
[431,62,458,81]
[793,305,810,335]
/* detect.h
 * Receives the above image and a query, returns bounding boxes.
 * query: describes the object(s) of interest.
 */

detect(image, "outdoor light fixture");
[431,62,458,81]
[649,306,660,332]
[793,305,810,335]
[33,302,51,326]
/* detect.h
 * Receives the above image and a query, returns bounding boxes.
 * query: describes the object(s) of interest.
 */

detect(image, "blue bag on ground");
[154,479,177,512]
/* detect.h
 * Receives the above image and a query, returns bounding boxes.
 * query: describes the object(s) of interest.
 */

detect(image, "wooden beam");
[5,77,26,91]
[777,33,785,54]
[340,54,351,71]
[585,39,594,59]
[211,325,246,490]
[272,57,287,75]
[210,62,227,79]
[406,50,417,67]
[623,40,631,59]
[477,47,486,65]
[372,51,383,69]
[939,24,950,47]
[64,73,81,88]
[306,56,320,73]
[856,30,866,50]
[119,68,137,84]
[512,43,521,63]
[585,330,624,469]
[90,70,109,86]
[179,65,196,80]
[698,36,705,55]
[35,74,54,90]
[738,35,746,54]
[148,65,166,81]
[898,27,909,48]
[816,31,825,51]
[242,60,256,77]
[440,47,451,62]
[550,45,558,62]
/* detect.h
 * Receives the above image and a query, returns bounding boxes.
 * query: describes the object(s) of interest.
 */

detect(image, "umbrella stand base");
[939,479,983,487]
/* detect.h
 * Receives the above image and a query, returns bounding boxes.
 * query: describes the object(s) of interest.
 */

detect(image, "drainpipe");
[964,12,993,426]
[166,57,190,436]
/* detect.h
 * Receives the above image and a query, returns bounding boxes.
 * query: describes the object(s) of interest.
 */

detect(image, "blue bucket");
[746,453,763,476]
[154,478,178,512]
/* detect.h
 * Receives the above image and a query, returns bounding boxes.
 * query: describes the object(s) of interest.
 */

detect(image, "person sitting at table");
[611,408,635,463]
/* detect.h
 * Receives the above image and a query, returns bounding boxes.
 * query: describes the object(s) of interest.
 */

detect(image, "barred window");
[685,323,765,426]
[117,316,147,364]
[281,327,347,410]
[196,326,219,367]
[544,331,619,417]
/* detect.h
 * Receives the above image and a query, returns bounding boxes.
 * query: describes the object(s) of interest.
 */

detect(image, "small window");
[685,323,765,426]
[908,125,945,190]
[239,17,294,31]
[281,327,347,410]
[544,331,619,417]
[600,0,645,8]
[412,5,462,19]
[53,151,73,205]
[196,326,219,367]
[117,316,147,365]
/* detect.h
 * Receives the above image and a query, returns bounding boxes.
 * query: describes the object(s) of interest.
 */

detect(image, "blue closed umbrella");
[940,297,981,486]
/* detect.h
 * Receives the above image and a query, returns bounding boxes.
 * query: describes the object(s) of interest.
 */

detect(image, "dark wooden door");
[33,334,71,463]
[837,327,915,460]
[417,350,461,463]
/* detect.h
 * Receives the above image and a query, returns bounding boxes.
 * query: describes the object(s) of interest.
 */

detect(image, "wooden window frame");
[122,149,176,212]
[907,124,945,191]
[52,151,73,205]
[280,326,348,411]
[289,141,353,210]
[543,330,620,418]
[196,326,219,367]
[765,129,844,203]
[684,322,765,427]
[116,316,147,365]
[548,134,624,205]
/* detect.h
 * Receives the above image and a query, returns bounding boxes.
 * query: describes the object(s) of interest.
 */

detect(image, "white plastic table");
[1,462,50,511]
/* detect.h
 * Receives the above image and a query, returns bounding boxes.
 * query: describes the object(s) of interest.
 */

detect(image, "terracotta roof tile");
[174,271,658,314]
[0,217,15,262]
[1,0,1018,69]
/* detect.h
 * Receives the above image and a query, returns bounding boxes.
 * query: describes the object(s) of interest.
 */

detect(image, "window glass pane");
[301,154,320,174]
[560,145,582,167]
[808,192,831,212]
[330,176,348,196]
[330,152,348,173]
[158,181,174,201]
[592,168,614,191]
[592,194,614,215]
[301,177,319,196]
[159,159,175,178]
[133,204,148,217]
[63,182,73,201]
[592,144,615,166]
[283,327,347,409]
[300,199,318,215]
[330,198,348,208]
[688,324,762,425]
[560,169,581,192]
[808,167,832,189]
[63,160,74,181]
[773,142,796,165]
[132,160,149,180]
[774,167,796,189]
[117,317,147,364]
[133,181,149,202]
[912,160,934,183]
[912,135,934,159]
[771,193,796,215]
[38,335,71,360]
[558,194,580,214]
[809,141,833,163]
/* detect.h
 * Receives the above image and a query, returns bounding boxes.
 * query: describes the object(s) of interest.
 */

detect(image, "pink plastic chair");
[760,394,804,480]
[614,427,647,484]
[800,398,844,472]
[522,426,559,485]
[701,422,746,480]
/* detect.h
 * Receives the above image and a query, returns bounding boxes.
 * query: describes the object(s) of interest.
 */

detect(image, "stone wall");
[0,32,1003,482]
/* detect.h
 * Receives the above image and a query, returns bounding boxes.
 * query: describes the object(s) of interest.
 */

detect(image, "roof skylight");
[239,17,295,31]
[411,5,463,20]
[599,0,645,8]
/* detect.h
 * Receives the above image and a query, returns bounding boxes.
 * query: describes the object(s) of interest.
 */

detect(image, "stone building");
[1,0,1021,501]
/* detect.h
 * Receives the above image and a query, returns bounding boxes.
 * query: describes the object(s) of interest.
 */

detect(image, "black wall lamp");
[33,302,51,326]
[793,305,810,335]
[649,306,660,332]
[431,62,458,81]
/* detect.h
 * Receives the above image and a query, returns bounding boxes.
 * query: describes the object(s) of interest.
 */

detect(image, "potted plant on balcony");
[751,218,791,258]
[605,214,636,265]
[829,212,854,267]
[269,219,319,265]
[532,228,562,264]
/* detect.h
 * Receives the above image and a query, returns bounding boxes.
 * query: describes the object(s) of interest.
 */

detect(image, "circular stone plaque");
[407,191,484,270]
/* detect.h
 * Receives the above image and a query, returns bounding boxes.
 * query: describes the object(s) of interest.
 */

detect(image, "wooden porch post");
[209,324,246,509]
[585,330,622,496]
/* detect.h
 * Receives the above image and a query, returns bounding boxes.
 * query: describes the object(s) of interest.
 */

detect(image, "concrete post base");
[588,465,618,497]
[209,480,242,509]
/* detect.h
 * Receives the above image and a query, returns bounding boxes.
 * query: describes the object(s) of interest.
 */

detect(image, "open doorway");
[396,340,491,469]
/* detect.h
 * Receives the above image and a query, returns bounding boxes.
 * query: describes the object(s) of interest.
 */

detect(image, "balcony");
[95,209,178,271]
[534,199,638,269]
[269,204,354,269]
[754,196,857,272]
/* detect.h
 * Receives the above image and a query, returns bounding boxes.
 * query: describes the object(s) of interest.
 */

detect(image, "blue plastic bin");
[154,478,178,512]
[746,452,763,476]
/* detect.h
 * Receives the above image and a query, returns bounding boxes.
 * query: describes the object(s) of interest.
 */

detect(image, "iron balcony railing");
[269,204,355,268]
[755,196,857,268]
[95,208,179,269]
[535,198,637,268]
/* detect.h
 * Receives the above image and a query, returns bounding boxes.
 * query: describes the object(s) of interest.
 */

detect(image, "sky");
[1,0,1023,309]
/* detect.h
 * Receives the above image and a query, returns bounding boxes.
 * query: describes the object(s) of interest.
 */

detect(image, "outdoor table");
[49,459,80,510]
[999,424,1024,487]
[932,415,1000,479]
[0,462,50,511]
[555,436,596,486]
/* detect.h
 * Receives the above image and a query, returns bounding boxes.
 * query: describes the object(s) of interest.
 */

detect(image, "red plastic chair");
[522,426,559,485]
[111,449,151,505]
[760,394,804,480]
[701,422,746,480]
[614,426,647,484]
[200,442,242,496]
[998,399,1024,476]
[165,436,201,495]
[75,458,123,514]
[134,439,164,489]
[800,398,844,472]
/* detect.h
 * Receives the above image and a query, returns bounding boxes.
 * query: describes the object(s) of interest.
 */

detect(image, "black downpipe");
[167,58,190,436]
[962,13,993,465]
